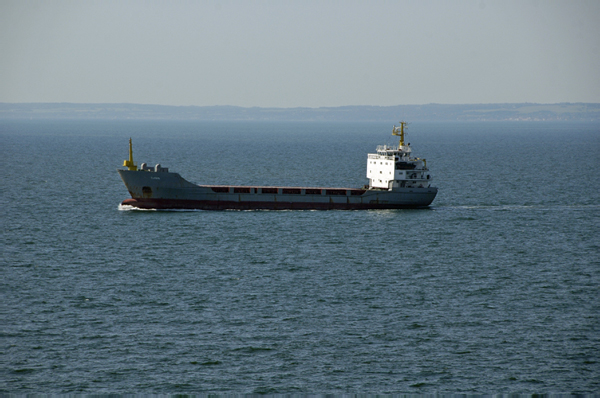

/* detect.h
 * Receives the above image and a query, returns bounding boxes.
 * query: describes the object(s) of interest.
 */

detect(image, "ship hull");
[120,197,435,210]
[118,169,437,210]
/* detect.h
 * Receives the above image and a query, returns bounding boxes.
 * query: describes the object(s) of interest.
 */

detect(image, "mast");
[392,121,407,147]
[123,138,137,171]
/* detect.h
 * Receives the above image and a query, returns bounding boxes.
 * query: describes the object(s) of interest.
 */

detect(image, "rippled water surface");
[2,120,599,393]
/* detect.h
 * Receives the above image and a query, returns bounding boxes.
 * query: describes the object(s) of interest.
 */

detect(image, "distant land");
[1,102,599,122]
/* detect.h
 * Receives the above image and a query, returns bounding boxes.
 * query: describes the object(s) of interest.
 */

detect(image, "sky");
[1,0,599,108]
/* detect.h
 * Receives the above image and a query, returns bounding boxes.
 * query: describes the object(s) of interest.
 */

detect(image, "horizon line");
[2,101,599,108]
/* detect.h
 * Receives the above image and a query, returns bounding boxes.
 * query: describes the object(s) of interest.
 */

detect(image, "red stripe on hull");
[121,198,431,210]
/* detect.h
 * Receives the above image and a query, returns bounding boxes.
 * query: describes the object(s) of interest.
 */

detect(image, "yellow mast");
[123,138,137,171]
[392,121,407,146]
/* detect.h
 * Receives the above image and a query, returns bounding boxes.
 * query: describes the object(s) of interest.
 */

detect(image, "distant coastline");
[1,102,598,122]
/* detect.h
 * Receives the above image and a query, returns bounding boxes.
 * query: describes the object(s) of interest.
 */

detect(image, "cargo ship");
[118,122,437,210]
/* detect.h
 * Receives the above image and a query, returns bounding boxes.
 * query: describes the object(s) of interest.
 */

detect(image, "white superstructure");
[366,122,432,190]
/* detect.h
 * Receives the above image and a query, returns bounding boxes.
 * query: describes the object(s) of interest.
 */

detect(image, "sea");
[1,119,599,394]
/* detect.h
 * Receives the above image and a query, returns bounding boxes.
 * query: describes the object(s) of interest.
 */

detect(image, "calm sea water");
[2,120,599,394]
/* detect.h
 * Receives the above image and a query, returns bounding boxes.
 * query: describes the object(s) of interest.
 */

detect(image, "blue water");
[2,120,599,394]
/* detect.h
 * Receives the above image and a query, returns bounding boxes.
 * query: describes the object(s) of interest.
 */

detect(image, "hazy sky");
[2,0,599,107]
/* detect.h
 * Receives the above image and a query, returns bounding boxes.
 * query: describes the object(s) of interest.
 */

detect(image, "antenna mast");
[392,121,407,146]
[123,138,138,171]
